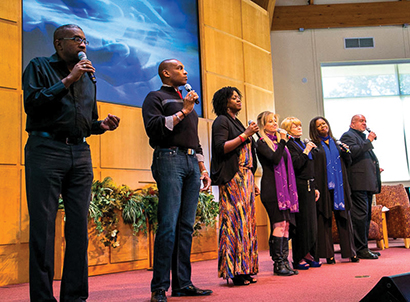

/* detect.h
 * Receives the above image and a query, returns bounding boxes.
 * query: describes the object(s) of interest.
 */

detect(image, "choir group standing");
[211,87,381,285]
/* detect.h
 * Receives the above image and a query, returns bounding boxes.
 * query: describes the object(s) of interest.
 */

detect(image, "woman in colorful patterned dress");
[211,86,259,286]
[256,111,299,276]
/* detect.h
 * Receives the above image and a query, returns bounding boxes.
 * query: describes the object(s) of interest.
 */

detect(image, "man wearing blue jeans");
[142,59,212,302]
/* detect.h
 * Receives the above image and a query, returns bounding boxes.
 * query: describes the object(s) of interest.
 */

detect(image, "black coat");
[211,114,257,185]
[340,128,381,194]
[312,140,353,220]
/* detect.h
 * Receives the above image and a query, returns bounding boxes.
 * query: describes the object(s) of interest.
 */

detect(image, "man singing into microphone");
[340,114,381,260]
[23,24,120,301]
[142,59,212,302]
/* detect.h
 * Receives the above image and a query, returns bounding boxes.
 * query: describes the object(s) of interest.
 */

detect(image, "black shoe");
[326,257,336,264]
[230,275,250,286]
[357,250,378,259]
[151,290,167,302]
[172,285,213,297]
[371,251,381,256]
[244,274,258,283]
[350,255,360,263]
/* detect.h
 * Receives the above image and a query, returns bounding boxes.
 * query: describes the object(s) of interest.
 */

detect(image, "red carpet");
[1,240,410,301]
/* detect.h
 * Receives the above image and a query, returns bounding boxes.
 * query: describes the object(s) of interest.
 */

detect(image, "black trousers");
[350,191,373,252]
[25,135,93,302]
[317,190,356,259]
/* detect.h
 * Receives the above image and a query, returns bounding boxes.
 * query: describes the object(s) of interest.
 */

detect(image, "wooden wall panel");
[243,43,273,91]
[88,131,100,169]
[0,22,19,89]
[244,84,275,122]
[0,245,18,286]
[242,0,271,51]
[0,90,20,164]
[198,119,211,173]
[17,243,29,283]
[110,218,149,263]
[0,1,20,22]
[100,170,150,189]
[202,0,242,38]
[0,167,20,245]
[20,169,29,243]
[87,225,109,266]
[100,103,151,170]
[100,169,154,190]
[21,97,27,165]
[203,26,244,81]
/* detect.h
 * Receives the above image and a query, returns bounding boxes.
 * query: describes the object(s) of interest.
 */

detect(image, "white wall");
[270,25,410,184]
[271,25,410,129]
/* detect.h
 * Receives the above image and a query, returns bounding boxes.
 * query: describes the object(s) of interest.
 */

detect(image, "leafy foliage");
[58,177,218,248]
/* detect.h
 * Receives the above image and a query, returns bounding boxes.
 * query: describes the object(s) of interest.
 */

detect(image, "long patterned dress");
[218,142,258,279]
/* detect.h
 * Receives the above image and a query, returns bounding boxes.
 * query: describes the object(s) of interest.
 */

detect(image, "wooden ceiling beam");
[271,1,410,31]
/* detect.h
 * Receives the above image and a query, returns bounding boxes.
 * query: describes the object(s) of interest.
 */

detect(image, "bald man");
[340,114,381,260]
[142,59,212,302]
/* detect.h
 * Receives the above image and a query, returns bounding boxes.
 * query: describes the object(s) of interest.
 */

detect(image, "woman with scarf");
[281,117,321,270]
[309,116,359,264]
[256,111,299,276]
[211,87,259,286]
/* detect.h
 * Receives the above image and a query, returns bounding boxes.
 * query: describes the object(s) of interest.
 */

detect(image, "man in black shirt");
[142,59,212,302]
[23,24,120,301]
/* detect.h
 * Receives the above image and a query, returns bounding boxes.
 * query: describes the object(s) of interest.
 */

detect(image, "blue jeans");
[150,148,201,292]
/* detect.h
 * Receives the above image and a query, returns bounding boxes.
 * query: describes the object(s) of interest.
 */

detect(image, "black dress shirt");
[23,53,104,138]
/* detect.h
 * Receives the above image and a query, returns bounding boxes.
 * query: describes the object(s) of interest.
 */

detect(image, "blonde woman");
[256,111,298,276]
[281,117,321,270]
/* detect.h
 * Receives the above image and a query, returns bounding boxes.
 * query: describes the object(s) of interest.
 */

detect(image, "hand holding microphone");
[336,140,351,153]
[78,51,96,83]
[277,128,293,140]
[247,120,260,139]
[303,138,317,153]
[366,127,377,141]
[184,84,199,104]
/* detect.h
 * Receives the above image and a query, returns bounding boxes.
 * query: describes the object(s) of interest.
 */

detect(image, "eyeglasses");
[60,36,89,45]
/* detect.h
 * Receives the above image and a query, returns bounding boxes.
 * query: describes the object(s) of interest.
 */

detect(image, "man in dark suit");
[340,114,381,259]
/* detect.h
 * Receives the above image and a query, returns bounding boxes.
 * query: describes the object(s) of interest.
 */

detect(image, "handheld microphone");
[336,140,351,153]
[277,128,294,139]
[248,120,262,140]
[304,138,318,152]
[366,127,377,140]
[184,83,199,104]
[78,51,96,83]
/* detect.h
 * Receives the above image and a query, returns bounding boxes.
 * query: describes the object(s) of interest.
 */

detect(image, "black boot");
[270,236,293,276]
[282,237,298,275]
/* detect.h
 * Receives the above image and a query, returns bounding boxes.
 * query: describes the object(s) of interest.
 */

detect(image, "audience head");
[309,116,335,143]
[281,117,302,138]
[158,59,187,87]
[212,86,242,116]
[350,114,367,132]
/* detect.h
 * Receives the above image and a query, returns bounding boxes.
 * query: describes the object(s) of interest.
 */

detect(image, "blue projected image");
[23,0,202,115]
